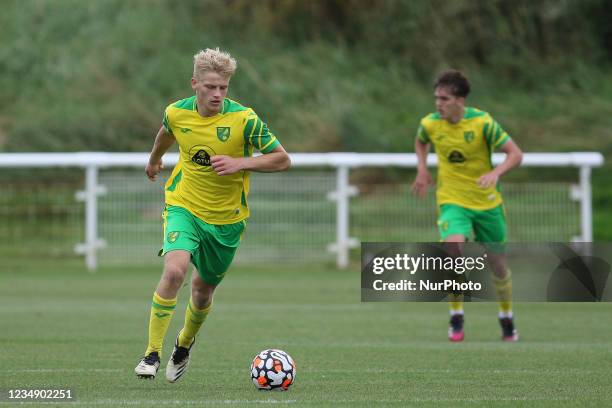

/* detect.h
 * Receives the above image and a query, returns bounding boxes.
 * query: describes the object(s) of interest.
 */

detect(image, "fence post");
[579,165,593,242]
[327,165,358,268]
[75,164,106,271]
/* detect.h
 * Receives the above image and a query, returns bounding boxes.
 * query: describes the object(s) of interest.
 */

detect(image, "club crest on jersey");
[217,127,231,142]
[464,131,474,143]
[167,231,180,243]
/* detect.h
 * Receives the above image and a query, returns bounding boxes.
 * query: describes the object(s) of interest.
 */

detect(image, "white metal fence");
[0,152,603,270]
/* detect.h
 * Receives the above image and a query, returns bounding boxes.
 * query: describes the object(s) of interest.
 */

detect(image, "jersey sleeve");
[416,119,431,143]
[243,110,280,153]
[483,114,510,149]
[162,106,174,136]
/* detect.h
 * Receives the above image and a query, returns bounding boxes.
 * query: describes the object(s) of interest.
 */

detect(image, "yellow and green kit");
[417,107,511,242]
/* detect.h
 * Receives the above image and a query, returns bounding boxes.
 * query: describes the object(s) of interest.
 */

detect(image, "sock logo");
[155,312,170,318]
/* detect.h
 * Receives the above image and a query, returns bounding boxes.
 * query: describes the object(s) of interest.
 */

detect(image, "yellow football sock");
[449,293,464,315]
[493,269,513,316]
[178,297,212,348]
[145,292,177,356]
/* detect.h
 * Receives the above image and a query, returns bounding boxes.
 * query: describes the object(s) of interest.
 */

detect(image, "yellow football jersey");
[417,107,510,210]
[162,96,280,224]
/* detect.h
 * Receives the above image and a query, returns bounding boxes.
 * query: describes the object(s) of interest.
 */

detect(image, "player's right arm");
[146,125,175,181]
[411,122,433,199]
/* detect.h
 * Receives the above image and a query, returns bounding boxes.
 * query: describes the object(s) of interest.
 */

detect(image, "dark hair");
[434,70,470,98]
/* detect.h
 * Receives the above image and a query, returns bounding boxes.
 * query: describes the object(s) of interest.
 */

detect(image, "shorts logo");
[167,231,180,243]
[464,131,474,143]
[438,220,449,231]
[217,127,231,142]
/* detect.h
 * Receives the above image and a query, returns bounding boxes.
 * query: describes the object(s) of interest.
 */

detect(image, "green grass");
[1,261,612,407]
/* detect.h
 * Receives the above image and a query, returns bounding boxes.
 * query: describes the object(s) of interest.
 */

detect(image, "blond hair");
[193,48,237,80]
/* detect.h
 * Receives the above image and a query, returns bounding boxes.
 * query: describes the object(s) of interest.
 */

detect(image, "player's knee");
[443,239,464,257]
[193,291,213,308]
[491,263,508,279]
[488,260,507,278]
[192,278,215,307]
[162,263,189,288]
[192,287,213,308]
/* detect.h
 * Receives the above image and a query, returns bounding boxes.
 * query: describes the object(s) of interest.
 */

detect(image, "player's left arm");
[211,145,291,176]
[212,111,291,176]
[478,139,523,188]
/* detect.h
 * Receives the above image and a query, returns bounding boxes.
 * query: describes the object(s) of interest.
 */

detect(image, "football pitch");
[2,260,612,407]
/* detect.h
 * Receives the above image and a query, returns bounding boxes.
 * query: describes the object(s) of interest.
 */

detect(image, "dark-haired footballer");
[411,70,523,342]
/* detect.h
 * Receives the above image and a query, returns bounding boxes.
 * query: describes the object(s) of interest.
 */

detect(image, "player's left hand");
[478,171,499,188]
[211,155,245,176]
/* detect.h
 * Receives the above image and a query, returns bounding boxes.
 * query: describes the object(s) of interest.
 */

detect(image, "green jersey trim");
[241,185,247,206]
[483,122,491,145]
[464,107,487,119]
[166,170,182,192]
[484,121,497,146]
[260,138,280,153]
[222,98,249,114]
[243,118,256,139]
[417,124,430,143]
[252,120,264,140]
[172,96,197,111]
[495,135,510,148]
[484,120,509,147]
[244,118,264,142]
[163,111,173,135]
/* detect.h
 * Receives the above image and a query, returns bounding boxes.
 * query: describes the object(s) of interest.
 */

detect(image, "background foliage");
[0,0,610,237]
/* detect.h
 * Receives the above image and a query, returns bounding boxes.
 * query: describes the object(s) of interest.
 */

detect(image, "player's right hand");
[411,170,432,199]
[145,160,164,181]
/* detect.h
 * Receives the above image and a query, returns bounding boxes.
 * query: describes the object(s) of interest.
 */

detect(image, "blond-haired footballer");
[135,48,290,380]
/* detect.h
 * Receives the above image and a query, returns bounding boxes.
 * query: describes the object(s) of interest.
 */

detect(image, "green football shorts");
[437,203,507,244]
[159,205,246,285]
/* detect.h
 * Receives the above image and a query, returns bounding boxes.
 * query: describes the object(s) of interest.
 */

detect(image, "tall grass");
[1,0,610,153]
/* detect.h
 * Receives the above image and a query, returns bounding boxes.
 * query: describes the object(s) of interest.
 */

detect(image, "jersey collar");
[193,97,227,116]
